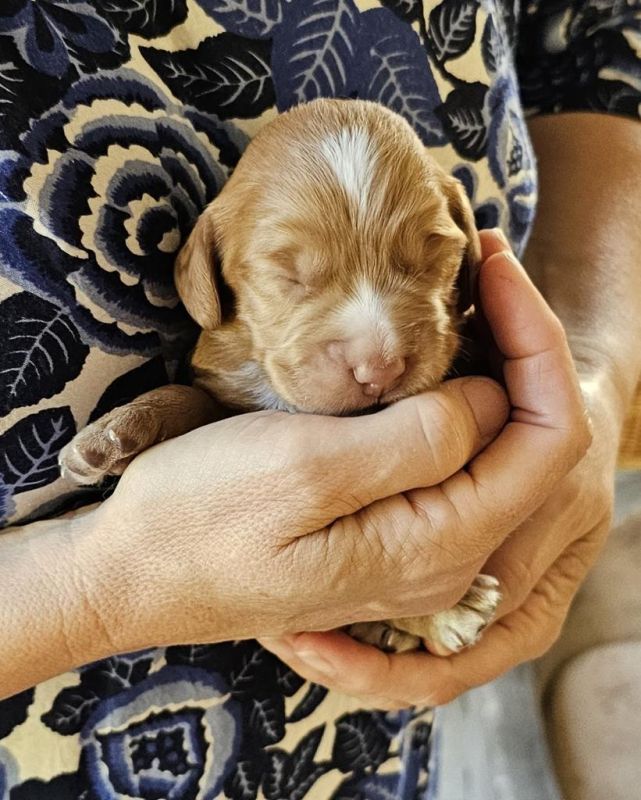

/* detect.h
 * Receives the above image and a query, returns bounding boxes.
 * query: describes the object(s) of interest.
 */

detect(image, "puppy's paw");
[421,574,501,656]
[59,405,161,485]
[348,621,422,654]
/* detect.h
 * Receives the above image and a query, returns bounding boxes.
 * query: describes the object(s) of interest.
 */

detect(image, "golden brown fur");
[59,99,498,655]
[177,99,480,415]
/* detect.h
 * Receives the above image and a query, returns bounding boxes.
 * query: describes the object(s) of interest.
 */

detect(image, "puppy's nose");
[353,358,406,397]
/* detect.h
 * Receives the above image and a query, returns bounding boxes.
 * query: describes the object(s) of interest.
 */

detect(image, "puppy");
[60,99,501,654]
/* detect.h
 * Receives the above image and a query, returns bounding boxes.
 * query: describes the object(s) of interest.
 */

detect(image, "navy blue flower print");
[2,0,641,797]
[94,0,188,39]
[0,70,248,360]
[486,73,537,253]
[195,0,283,39]
[356,7,445,146]
[271,0,361,108]
[0,406,76,526]
[453,163,503,231]
[0,0,123,78]
[0,746,19,799]
[80,666,241,800]
[0,689,34,740]
[141,33,275,120]
[517,0,641,118]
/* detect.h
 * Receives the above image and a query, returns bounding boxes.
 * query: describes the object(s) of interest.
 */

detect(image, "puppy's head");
[176,99,480,415]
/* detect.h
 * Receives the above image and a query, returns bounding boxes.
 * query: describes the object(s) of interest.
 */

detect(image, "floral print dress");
[1,1,640,798]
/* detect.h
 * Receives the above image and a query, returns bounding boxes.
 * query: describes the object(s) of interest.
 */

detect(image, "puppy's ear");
[174,210,222,330]
[443,177,482,314]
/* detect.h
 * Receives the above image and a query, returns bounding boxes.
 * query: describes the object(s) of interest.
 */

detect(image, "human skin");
[259,113,641,708]
[0,226,589,701]
[1,114,631,707]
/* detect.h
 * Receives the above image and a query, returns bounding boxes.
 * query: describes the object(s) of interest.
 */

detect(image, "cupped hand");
[259,229,599,709]
[91,350,511,653]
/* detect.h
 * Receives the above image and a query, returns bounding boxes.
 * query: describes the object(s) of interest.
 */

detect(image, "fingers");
[479,227,511,261]
[260,538,603,709]
[287,376,508,516]
[406,247,591,557]
[486,497,611,620]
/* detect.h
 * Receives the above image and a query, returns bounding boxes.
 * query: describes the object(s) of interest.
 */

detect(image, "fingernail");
[295,650,337,677]
[460,378,509,442]
[492,227,510,247]
[504,251,524,270]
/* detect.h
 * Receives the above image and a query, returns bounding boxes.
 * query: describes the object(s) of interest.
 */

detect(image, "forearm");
[525,113,641,426]
[0,507,119,698]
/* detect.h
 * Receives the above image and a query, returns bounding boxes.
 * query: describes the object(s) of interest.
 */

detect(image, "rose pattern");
[1,1,640,798]
[0,69,247,360]
[81,667,241,800]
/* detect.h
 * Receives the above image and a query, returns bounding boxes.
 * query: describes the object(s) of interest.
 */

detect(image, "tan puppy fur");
[179,99,479,415]
[59,99,500,655]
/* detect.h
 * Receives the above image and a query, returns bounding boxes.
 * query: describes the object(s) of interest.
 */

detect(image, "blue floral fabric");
[0,1,640,798]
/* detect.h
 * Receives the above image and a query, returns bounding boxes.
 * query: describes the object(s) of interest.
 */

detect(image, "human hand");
[259,229,597,708]
[85,357,512,654]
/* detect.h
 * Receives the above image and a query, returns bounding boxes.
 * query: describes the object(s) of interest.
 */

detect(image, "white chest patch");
[319,128,377,217]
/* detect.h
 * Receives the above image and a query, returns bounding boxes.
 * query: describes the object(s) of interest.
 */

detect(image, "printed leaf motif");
[42,654,153,735]
[165,644,223,667]
[427,0,478,64]
[272,0,360,110]
[141,34,274,120]
[332,773,401,800]
[332,711,391,773]
[0,293,89,416]
[287,683,327,723]
[84,655,154,697]
[481,15,500,75]
[224,757,263,800]
[262,727,329,800]
[288,727,326,791]
[247,694,285,745]
[0,59,22,121]
[357,8,444,146]
[435,81,489,160]
[97,0,188,38]
[227,646,271,695]
[263,751,288,800]
[0,688,34,739]
[379,0,422,24]
[0,407,75,496]
[41,686,101,736]
[195,0,283,39]
[275,661,305,697]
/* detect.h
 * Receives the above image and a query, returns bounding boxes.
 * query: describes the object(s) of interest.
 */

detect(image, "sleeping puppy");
[59,98,501,655]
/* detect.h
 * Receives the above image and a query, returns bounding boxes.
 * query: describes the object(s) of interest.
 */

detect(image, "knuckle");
[495,557,536,616]
[414,393,469,471]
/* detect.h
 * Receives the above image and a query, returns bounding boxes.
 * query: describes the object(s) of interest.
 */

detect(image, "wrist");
[0,507,119,697]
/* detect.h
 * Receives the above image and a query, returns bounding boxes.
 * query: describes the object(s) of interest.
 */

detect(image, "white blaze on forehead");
[319,128,377,216]
[338,280,398,359]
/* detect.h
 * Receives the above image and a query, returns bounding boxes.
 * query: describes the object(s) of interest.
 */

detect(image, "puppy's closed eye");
[267,249,321,298]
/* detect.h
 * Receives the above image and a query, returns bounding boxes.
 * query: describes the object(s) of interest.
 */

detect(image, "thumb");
[298,377,509,516]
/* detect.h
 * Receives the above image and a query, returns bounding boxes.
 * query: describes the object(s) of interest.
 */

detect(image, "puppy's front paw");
[59,405,160,485]
[421,574,501,656]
